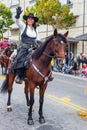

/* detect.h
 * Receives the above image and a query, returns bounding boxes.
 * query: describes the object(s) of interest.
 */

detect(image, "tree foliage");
[24,0,76,29]
[0,2,14,39]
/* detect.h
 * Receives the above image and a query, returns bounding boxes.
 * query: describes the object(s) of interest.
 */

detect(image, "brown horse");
[1,29,68,125]
[0,48,13,74]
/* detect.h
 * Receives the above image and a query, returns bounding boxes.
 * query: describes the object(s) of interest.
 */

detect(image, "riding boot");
[15,75,23,84]
[15,68,26,84]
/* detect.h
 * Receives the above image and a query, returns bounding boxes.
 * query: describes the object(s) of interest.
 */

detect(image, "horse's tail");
[0,74,8,93]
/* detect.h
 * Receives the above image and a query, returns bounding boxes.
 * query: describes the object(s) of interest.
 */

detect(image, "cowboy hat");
[23,13,39,22]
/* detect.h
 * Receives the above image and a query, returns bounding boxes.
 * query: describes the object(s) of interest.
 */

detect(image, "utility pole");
[66,0,73,55]
[24,0,25,10]
[82,0,85,53]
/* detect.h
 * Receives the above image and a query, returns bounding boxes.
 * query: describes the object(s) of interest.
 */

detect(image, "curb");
[52,71,87,81]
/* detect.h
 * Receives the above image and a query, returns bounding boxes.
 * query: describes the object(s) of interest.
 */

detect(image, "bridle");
[43,51,65,59]
[43,37,65,59]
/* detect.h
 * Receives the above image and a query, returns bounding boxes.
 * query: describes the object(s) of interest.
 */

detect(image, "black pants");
[14,47,28,70]
[16,68,26,78]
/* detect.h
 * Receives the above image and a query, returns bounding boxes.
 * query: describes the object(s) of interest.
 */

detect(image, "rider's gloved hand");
[15,6,23,19]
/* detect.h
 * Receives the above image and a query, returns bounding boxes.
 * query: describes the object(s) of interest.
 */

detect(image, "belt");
[22,43,35,48]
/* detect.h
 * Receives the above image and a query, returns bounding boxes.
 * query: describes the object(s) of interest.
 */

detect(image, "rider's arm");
[15,18,26,34]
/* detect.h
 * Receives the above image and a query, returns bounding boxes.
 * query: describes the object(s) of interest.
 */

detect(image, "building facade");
[0,0,87,56]
[67,0,87,56]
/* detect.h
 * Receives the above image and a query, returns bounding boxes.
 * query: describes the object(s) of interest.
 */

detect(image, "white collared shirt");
[15,18,39,40]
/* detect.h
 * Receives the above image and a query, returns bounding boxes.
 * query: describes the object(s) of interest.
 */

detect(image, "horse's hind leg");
[1,66,3,75]
[38,82,47,123]
[7,74,15,112]
[4,67,8,74]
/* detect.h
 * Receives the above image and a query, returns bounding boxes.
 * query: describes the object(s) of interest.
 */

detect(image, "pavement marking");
[0,75,87,119]
[35,89,87,113]
[84,85,87,95]
[45,93,87,119]
[0,75,6,80]
[0,75,86,111]
[45,93,87,111]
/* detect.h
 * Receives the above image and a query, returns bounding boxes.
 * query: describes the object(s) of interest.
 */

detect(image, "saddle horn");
[54,28,58,37]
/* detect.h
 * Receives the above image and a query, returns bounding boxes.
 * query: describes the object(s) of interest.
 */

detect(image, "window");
[29,0,35,4]
[67,0,73,8]
[9,0,19,8]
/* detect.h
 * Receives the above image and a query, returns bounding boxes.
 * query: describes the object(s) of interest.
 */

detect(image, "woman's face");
[27,17,35,26]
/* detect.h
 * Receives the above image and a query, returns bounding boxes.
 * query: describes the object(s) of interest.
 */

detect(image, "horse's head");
[32,29,68,61]
[52,29,68,60]
[5,48,13,57]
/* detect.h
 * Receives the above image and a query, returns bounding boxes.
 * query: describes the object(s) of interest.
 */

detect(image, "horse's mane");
[32,33,67,60]
[32,35,53,60]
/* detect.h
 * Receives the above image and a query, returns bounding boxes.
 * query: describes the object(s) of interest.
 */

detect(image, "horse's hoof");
[7,107,12,112]
[39,117,45,124]
[27,119,34,125]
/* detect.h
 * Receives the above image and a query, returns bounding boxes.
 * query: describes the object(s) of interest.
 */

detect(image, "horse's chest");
[27,67,48,85]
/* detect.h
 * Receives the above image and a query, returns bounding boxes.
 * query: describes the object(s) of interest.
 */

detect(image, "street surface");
[0,70,87,130]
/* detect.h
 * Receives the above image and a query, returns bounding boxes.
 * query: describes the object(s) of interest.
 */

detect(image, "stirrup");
[15,75,23,84]
[24,77,29,82]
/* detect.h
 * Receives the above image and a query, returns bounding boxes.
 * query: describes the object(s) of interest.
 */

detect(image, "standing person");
[51,58,54,71]
[14,6,39,84]
[65,52,68,65]
[68,51,74,66]
[0,37,11,51]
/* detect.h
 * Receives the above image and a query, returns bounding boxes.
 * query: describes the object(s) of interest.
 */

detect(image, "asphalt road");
[0,71,87,130]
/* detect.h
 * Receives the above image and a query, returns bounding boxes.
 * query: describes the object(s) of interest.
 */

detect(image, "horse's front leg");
[27,84,35,125]
[24,83,30,108]
[39,82,47,123]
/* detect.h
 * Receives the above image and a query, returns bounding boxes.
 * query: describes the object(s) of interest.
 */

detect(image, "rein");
[43,52,56,59]
[43,52,65,59]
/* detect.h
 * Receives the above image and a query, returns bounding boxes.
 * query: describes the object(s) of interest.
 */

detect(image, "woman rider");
[14,7,39,84]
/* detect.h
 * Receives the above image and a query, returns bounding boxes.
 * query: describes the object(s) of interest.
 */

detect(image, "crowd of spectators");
[51,51,87,77]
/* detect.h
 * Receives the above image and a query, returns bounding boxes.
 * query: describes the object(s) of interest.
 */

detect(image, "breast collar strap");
[31,59,52,84]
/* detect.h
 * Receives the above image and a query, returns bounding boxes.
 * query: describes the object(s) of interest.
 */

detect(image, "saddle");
[8,40,42,74]
[8,47,36,73]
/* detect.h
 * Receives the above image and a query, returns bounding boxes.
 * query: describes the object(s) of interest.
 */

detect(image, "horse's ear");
[64,31,69,37]
[54,29,57,37]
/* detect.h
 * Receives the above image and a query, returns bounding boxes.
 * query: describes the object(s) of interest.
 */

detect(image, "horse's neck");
[39,52,54,67]
[6,51,12,57]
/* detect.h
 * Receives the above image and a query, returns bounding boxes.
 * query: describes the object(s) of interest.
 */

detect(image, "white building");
[0,0,87,56]
[67,0,87,56]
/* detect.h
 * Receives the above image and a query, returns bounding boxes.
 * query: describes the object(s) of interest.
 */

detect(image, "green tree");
[0,2,14,39]
[24,0,76,29]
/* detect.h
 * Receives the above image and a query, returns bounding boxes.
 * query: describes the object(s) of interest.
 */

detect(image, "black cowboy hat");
[23,13,39,22]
